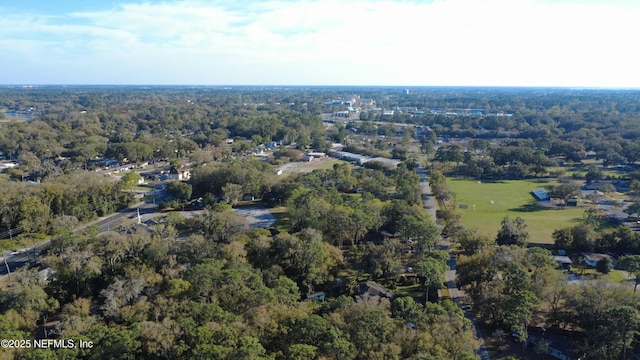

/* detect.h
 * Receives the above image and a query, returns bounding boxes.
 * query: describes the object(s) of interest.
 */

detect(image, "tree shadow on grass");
[529,179,552,184]
[509,202,543,212]
[474,179,506,184]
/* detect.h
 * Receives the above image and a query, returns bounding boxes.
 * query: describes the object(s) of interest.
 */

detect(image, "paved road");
[417,165,490,360]
[0,244,45,276]
[89,201,156,233]
[0,198,153,279]
[417,166,438,220]
[1,189,278,279]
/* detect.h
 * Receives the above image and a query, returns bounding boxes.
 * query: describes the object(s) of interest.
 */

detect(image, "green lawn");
[572,268,628,283]
[0,233,48,253]
[448,178,586,244]
[607,269,629,283]
[393,283,423,299]
[438,287,452,300]
[554,159,636,180]
[269,206,292,232]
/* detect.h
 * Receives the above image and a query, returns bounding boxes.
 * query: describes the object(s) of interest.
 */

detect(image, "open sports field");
[448,179,585,244]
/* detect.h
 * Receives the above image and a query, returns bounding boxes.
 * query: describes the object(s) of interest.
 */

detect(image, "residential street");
[417,165,491,360]
[0,191,277,282]
[0,199,148,281]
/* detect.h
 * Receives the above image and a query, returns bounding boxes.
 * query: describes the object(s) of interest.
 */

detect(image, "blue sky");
[1,0,639,87]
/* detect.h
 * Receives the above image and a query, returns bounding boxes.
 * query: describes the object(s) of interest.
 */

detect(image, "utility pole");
[104,196,111,231]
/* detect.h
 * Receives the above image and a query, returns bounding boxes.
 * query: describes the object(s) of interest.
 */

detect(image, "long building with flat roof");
[328,150,401,168]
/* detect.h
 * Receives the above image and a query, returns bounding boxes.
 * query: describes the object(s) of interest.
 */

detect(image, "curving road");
[88,201,156,233]
[417,165,490,360]
[0,198,154,278]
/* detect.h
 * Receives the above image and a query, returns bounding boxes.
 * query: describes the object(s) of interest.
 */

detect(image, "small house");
[582,253,614,268]
[357,281,393,300]
[380,230,401,241]
[554,256,573,269]
[306,152,326,158]
[308,292,326,301]
[167,167,191,181]
[526,331,576,360]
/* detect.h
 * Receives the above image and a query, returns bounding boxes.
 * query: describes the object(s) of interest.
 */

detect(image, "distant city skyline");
[1,0,639,88]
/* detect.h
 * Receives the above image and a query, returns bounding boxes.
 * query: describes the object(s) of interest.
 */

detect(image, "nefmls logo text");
[33,339,75,348]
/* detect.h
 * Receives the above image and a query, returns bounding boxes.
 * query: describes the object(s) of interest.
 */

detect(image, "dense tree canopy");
[4,86,640,359]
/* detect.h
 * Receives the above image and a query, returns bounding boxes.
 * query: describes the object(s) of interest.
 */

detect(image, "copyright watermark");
[1,339,93,349]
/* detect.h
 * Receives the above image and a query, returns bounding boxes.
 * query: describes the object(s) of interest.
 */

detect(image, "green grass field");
[448,179,586,244]
[573,268,628,283]
[269,206,292,232]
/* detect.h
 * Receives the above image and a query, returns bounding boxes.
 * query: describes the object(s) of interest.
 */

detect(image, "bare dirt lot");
[233,205,276,228]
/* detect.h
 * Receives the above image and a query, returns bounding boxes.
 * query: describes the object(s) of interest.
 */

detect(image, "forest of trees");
[3,86,640,359]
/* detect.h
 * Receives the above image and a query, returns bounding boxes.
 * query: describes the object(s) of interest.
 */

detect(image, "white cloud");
[0,0,639,86]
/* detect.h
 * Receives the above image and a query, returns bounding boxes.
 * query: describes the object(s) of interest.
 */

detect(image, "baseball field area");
[448,178,586,244]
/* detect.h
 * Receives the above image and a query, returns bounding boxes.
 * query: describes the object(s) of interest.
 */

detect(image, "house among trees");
[0,160,18,173]
[265,141,278,150]
[167,166,191,181]
[582,253,614,268]
[554,256,573,269]
[252,147,265,155]
[380,230,402,242]
[366,157,401,169]
[582,180,629,192]
[526,330,576,360]
[301,151,326,161]
[356,281,394,300]
[307,291,326,301]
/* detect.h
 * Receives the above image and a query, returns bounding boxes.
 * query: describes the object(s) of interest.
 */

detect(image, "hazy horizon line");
[2,84,640,91]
